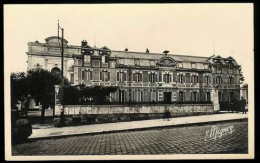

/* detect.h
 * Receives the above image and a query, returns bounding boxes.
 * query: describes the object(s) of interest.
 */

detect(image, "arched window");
[51,67,61,77]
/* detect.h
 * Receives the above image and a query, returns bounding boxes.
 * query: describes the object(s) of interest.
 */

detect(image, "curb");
[28,118,248,141]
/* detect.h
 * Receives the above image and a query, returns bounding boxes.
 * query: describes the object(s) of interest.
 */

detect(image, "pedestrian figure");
[240,97,247,114]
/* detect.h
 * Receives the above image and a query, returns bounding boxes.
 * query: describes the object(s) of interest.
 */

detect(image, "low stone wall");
[54,104,214,126]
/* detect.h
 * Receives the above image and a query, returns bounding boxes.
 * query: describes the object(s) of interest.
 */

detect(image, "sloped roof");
[111,50,209,63]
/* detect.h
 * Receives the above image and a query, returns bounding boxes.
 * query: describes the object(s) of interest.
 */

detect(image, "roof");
[111,50,209,63]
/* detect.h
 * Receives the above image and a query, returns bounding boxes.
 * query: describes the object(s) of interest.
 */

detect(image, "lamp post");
[58,20,65,125]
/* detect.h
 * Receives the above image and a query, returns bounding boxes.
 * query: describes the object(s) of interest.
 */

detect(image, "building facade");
[27,36,241,106]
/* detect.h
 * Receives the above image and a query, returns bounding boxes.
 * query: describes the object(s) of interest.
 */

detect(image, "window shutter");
[140,73,142,82]
[155,74,157,82]
[117,72,119,81]
[169,74,172,82]
[148,74,151,82]
[100,72,102,81]
[183,75,186,83]
[108,72,110,81]
[90,71,92,80]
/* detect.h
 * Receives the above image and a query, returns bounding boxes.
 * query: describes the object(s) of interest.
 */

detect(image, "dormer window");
[228,63,233,70]
[216,63,221,71]
[102,56,109,64]
[83,55,91,65]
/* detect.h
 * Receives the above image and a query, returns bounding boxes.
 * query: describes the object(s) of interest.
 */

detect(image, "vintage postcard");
[4,3,254,160]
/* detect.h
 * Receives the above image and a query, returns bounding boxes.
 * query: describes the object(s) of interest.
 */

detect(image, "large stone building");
[27,36,241,107]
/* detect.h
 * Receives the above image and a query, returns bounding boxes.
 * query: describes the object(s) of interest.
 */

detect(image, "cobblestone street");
[12,120,248,155]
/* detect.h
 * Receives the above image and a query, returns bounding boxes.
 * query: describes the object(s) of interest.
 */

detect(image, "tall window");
[228,76,233,85]
[117,72,126,82]
[216,76,222,84]
[192,92,197,102]
[149,73,156,83]
[101,71,110,81]
[133,72,142,82]
[205,76,210,84]
[179,74,184,83]
[134,91,142,102]
[228,63,233,70]
[164,73,171,83]
[70,74,74,84]
[102,56,109,63]
[191,75,199,84]
[216,63,221,71]
[83,55,90,65]
[119,90,125,103]
[77,59,82,66]
[150,91,157,102]
[179,91,184,101]
[205,92,211,101]
[82,70,92,81]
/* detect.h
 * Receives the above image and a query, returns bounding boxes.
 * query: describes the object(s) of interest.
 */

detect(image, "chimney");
[125,48,128,51]
[81,40,88,47]
[146,48,150,53]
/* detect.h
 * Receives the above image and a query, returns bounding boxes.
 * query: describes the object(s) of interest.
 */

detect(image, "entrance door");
[164,92,172,103]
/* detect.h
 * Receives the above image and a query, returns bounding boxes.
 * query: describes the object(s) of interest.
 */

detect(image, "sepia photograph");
[4,3,254,160]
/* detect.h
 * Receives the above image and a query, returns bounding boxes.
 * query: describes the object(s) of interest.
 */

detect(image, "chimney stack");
[81,40,88,47]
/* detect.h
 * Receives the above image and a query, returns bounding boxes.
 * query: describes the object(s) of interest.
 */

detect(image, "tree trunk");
[40,102,46,124]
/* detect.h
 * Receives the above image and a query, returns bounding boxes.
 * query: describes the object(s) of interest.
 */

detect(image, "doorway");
[164,92,172,103]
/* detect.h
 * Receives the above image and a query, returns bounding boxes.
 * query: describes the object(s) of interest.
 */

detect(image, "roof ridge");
[112,50,209,59]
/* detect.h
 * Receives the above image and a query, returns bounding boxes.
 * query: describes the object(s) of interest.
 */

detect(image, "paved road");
[12,120,248,155]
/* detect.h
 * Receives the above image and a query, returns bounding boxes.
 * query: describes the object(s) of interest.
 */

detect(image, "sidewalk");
[29,113,248,140]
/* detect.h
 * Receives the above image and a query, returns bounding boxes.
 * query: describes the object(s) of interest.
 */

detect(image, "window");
[82,70,92,81]
[204,64,209,69]
[150,60,155,66]
[192,92,197,102]
[134,91,142,102]
[205,92,211,101]
[70,74,74,84]
[216,63,221,71]
[101,71,110,81]
[163,73,171,83]
[134,59,140,66]
[205,76,210,84]
[228,76,233,85]
[149,73,156,83]
[83,55,90,65]
[102,56,109,63]
[179,74,184,83]
[150,91,157,102]
[178,63,183,68]
[228,64,233,70]
[191,75,199,84]
[179,91,184,101]
[191,63,196,68]
[92,60,100,67]
[133,72,142,82]
[117,72,126,82]
[119,90,125,103]
[216,76,222,84]
[77,59,82,66]
[78,68,82,80]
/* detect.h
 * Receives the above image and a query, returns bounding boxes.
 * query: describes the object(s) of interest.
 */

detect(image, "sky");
[4,4,253,84]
